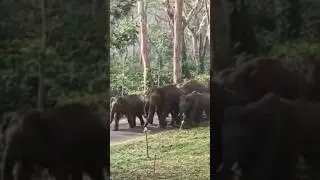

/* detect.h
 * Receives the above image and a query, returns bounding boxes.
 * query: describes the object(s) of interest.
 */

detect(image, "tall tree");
[173,0,183,83]
[138,0,152,93]
[165,0,202,79]
[38,0,46,111]
[212,0,231,70]
[96,0,108,96]
[184,0,208,64]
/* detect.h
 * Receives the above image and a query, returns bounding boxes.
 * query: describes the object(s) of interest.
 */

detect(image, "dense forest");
[0,0,108,122]
[110,0,210,97]
[212,0,320,71]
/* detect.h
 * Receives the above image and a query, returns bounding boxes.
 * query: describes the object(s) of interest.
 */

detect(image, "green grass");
[110,124,210,180]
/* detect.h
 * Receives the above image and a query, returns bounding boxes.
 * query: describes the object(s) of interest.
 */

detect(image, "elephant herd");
[4,56,320,179]
[213,57,320,180]
[110,79,210,131]
[0,103,109,180]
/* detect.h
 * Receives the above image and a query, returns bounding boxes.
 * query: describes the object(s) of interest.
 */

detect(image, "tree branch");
[155,14,169,23]
[196,15,207,35]
[182,0,204,27]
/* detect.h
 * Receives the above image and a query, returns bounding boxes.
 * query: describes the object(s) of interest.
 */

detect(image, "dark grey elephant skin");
[110,95,145,131]
[145,85,184,128]
[2,103,109,180]
[176,79,209,94]
[223,57,306,102]
[179,91,210,125]
[221,92,320,180]
[143,96,178,127]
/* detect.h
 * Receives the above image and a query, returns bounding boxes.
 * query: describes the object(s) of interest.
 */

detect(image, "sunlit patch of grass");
[110,124,210,180]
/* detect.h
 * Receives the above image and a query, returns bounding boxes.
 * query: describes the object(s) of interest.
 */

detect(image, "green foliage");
[193,74,210,84]
[111,19,138,50]
[0,2,107,122]
[111,11,210,96]
[270,40,320,60]
[110,0,137,23]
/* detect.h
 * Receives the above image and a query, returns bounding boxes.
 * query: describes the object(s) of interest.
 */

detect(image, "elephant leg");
[70,171,83,180]
[170,111,180,127]
[157,108,167,128]
[183,112,192,128]
[128,115,135,128]
[132,115,137,128]
[15,162,34,180]
[157,103,169,128]
[113,113,121,131]
[2,148,17,180]
[189,100,200,125]
[149,112,155,125]
[53,169,69,180]
[192,108,203,125]
[158,112,166,128]
[137,114,145,126]
[86,167,105,180]
[205,109,210,121]
[147,106,156,125]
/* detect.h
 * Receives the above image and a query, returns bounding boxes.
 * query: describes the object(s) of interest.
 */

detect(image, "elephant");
[220,92,320,180]
[143,95,179,126]
[142,95,150,118]
[304,57,320,102]
[223,57,306,102]
[214,68,235,80]
[176,79,209,94]
[145,84,184,128]
[219,93,294,180]
[110,95,145,131]
[2,121,53,180]
[210,77,252,178]
[2,103,109,180]
[179,91,210,125]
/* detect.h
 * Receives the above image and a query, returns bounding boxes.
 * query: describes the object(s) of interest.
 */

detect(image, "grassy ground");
[110,124,210,180]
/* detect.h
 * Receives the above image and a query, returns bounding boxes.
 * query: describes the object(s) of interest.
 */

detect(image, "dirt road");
[110,116,175,145]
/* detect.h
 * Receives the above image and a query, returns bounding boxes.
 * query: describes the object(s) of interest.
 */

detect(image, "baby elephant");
[110,95,145,131]
[179,91,210,125]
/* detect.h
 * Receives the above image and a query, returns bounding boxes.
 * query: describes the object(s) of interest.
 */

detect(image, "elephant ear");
[180,95,187,102]
[20,110,50,138]
[243,92,279,115]
[117,97,127,105]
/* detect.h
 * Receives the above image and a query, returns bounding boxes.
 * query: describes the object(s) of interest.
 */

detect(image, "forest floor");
[110,123,210,180]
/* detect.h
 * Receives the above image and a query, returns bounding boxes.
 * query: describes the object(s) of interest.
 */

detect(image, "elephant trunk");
[143,101,149,118]
[110,105,116,124]
[144,104,155,127]
[2,137,20,180]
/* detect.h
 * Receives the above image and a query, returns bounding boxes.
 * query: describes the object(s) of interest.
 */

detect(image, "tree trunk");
[192,33,200,62]
[181,32,190,79]
[96,0,108,62]
[37,0,46,112]
[212,0,231,70]
[206,0,210,43]
[138,0,152,93]
[198,34,206,73]
[173,0,183,84]
[287,0,302,39]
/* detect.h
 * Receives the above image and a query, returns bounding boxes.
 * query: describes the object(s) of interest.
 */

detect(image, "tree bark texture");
[138,0,152,93]
[173,0,183,83]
